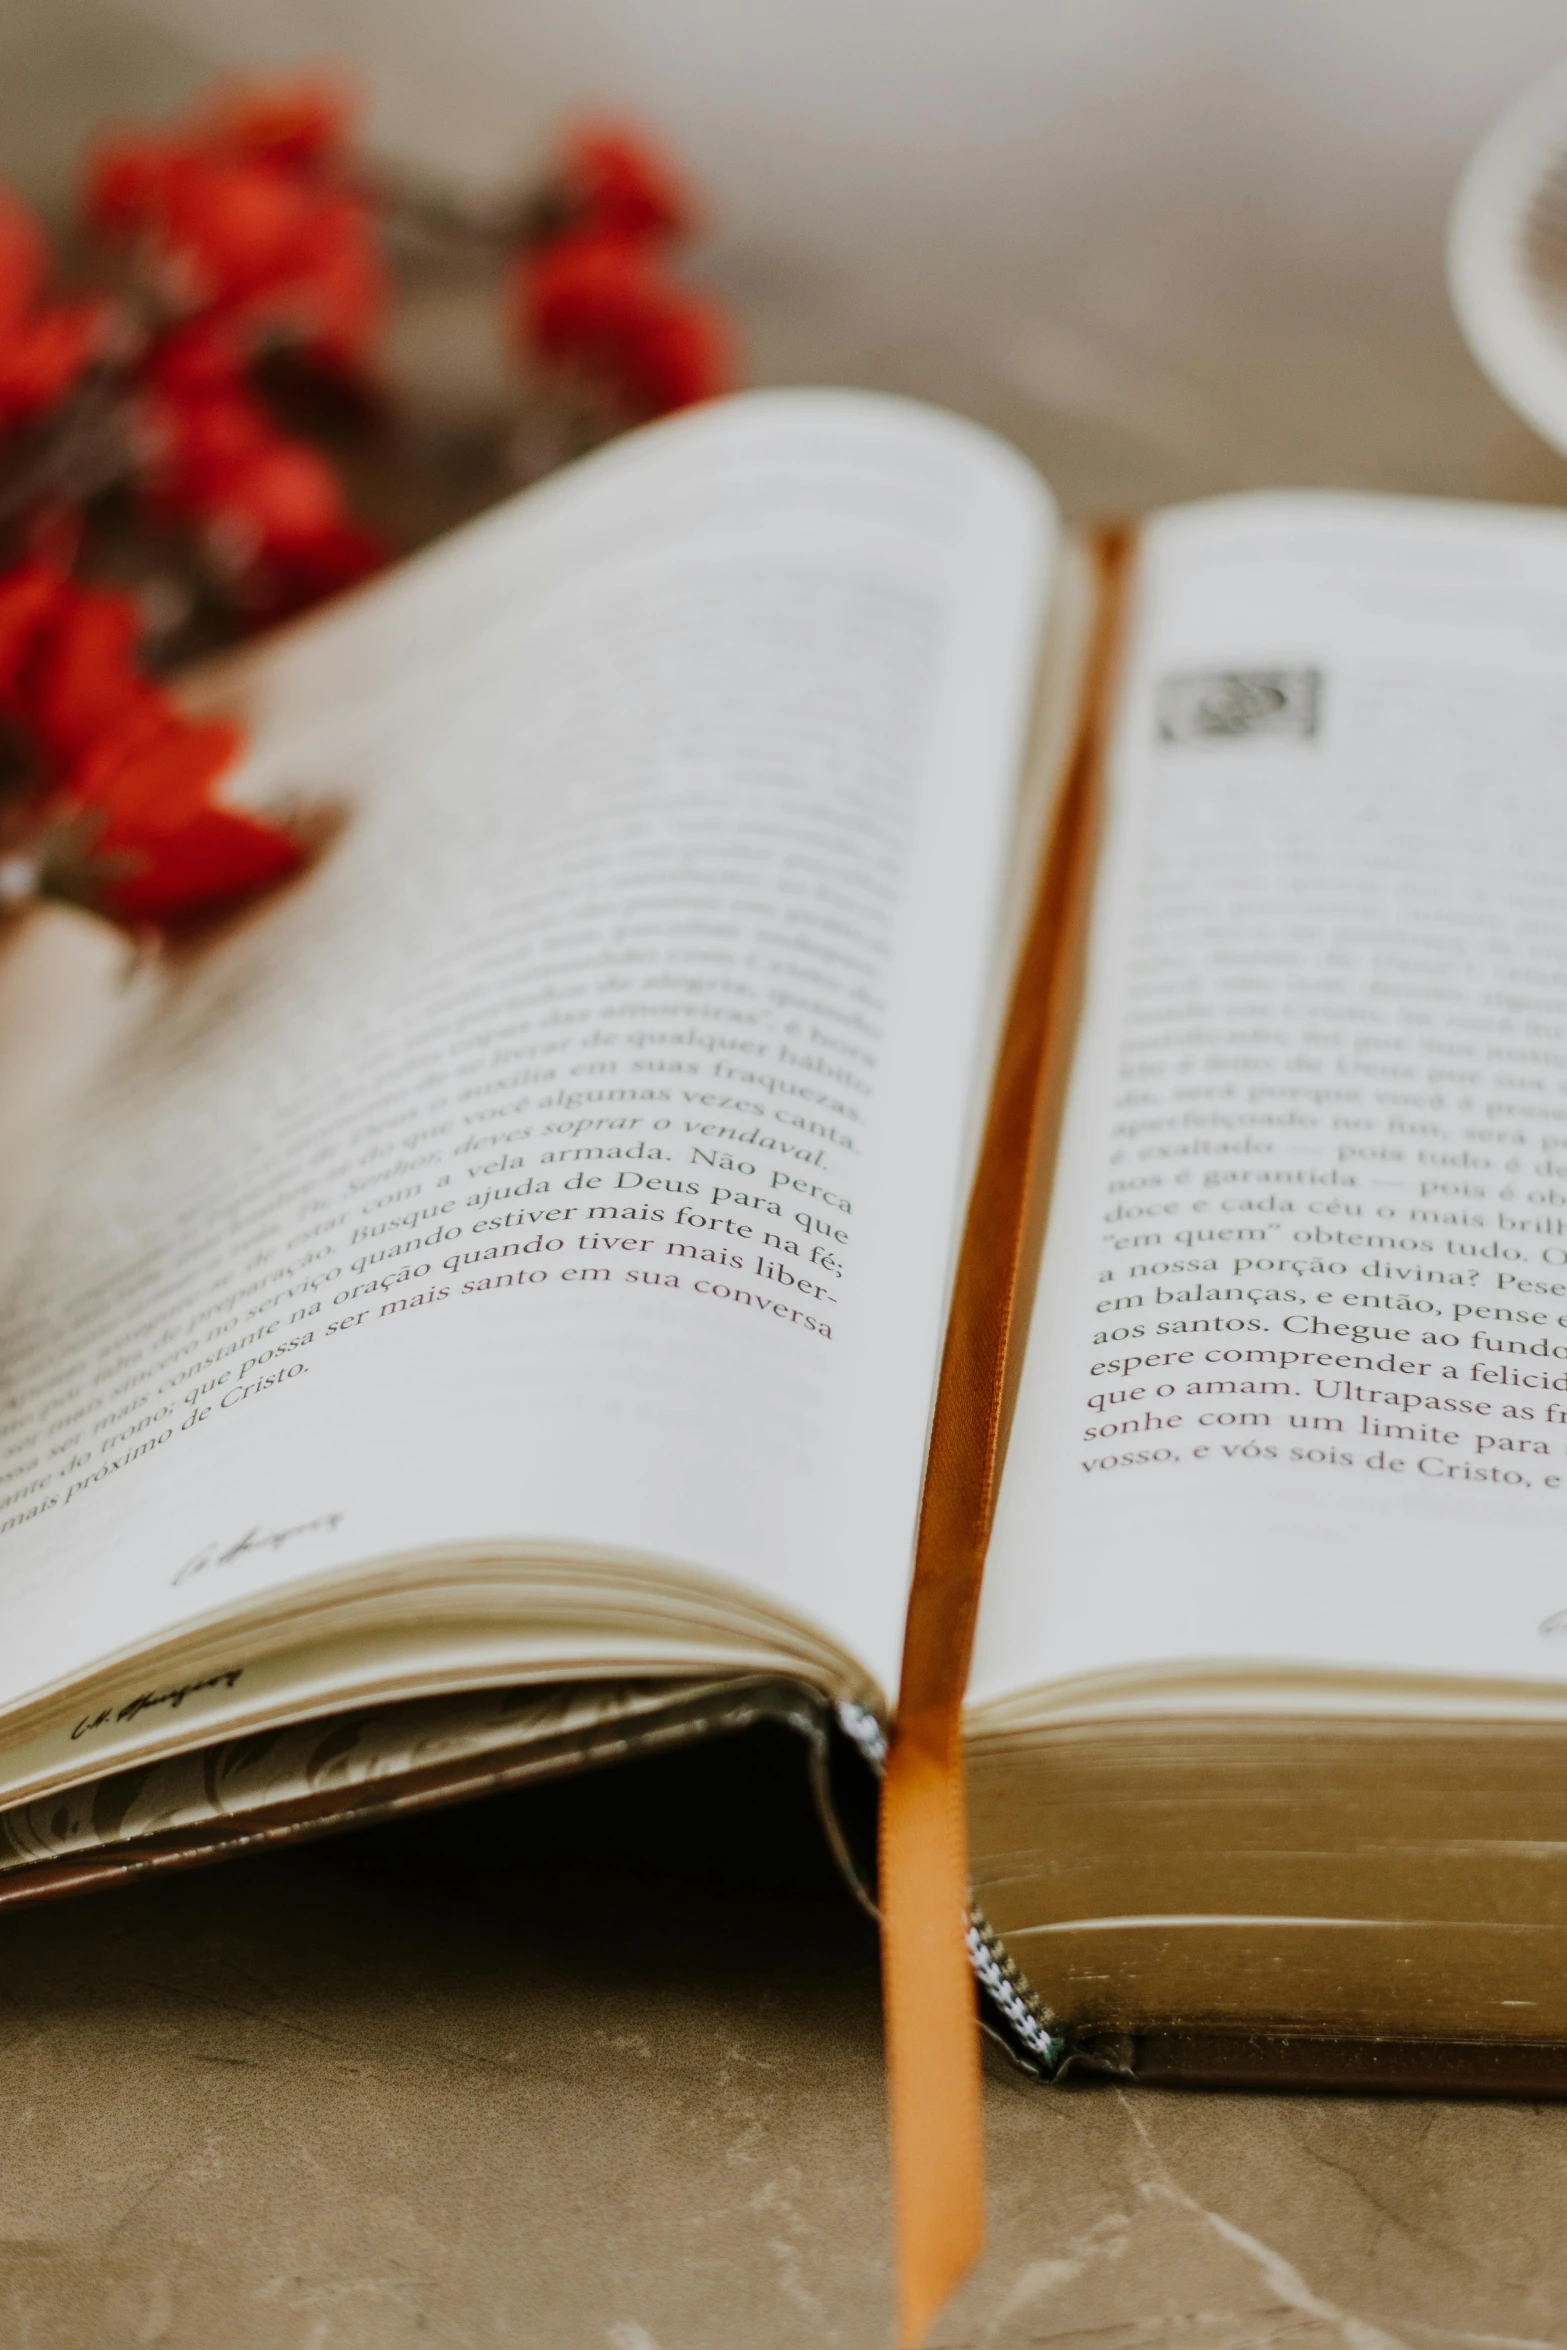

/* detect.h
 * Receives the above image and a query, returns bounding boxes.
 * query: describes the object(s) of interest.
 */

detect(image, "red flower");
[84,78,385,368]
[142,381,269,512]
[0,186,105,429]
[137,312,244,400]
[515,230,734,417]
[0,560,167,777]
[278,194,385,366]
[611,296,733,416]
[0,305,108,428]
[245,518,386,618]
[205,432,344,545]
[135,317,385,614]
[144,154,315,307]
[87,133,174,241]
[195,79,355,171]
[0,562,69,700]
[0,552,300,924]
[555,122,696,243]
[102,797,301,923]
[25,583,165,765]
[199,432,384,612]
[137,324,275,516]
[66,710,300,922]
[0,187,44,319]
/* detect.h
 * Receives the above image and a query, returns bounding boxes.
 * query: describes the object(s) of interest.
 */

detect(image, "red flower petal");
[517,231,661,368]
[0,299,106,428]
[132,339,383,614]
[67,712,299,923]
[139,378,276,516]
[284,197,386,363]
[0,563,69,705]
[0,187,104,426]
[83,134,174,240]
[25,586,164,767]
[613,293,733,415]
[85,94,386,367]
[557,122,695,243]
[69,712,244,827]
[99,800,301,923]
[142,316,249,400]
[515,232,734,416]
[201,434,348,551]
[157,151,320,309]
[196,78,356,170]
[0,186,46,327]
[244,519,385,618]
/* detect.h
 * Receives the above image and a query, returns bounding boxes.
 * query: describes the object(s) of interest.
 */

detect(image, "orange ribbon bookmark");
[879,529,1131,2348]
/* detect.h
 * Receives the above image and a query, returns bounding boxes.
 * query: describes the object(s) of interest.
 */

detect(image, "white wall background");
[49,1,1567,504]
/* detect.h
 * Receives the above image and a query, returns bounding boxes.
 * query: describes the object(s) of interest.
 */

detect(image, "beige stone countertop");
[6,1725,1567,2350]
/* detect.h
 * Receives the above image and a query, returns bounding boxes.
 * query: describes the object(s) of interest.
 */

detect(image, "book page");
[0,391,1054,1733]
[972,492,1567,1717]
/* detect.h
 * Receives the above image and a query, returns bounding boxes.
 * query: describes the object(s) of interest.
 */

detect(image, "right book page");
[971,492,1567,1721]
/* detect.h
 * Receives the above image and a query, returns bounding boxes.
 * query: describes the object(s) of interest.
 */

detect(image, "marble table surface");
[5,1729,1567,2350]
[8,4,1567,2344]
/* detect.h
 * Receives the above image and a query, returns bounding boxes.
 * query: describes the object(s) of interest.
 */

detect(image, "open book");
[7,389,1567,2086]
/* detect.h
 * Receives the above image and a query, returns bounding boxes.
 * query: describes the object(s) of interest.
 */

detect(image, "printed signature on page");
[71,1664,246,1742]
[171,1513,344,1589]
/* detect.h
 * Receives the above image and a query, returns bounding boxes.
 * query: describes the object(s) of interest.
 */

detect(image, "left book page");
[0,390,1055,1800]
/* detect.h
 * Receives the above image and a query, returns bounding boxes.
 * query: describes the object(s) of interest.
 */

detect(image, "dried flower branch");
[0,82,738,932]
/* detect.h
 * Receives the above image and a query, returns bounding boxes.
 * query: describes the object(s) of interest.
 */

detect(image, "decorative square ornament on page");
[1156,666,1321,743]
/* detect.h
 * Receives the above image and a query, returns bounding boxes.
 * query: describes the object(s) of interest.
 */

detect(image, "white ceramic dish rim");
[1450,53,1567,462]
